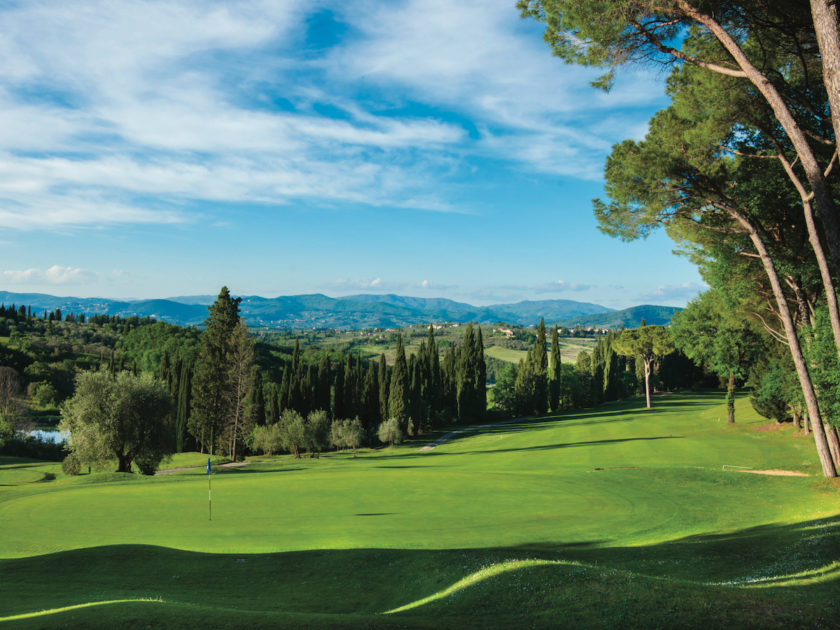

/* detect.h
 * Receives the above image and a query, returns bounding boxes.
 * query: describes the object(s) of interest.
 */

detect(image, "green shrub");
[62,453,81,476]
[377,417,404,446]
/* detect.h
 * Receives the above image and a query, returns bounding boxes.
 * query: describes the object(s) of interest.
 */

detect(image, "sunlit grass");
[1,392,837,628]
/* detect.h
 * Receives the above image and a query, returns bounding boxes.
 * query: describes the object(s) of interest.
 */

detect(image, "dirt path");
[155,460,251,475]
[419,416,532,451]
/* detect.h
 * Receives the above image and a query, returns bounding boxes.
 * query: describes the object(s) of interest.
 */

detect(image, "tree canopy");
[60,370,173,474]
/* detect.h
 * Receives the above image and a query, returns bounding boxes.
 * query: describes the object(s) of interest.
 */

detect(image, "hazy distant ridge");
[0,291,679,329]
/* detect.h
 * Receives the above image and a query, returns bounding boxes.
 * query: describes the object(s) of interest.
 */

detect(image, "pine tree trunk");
[680,1,840,270]
[728,207,836,476]
[776,168,840,359]
[726,372,735,423]
[644,359,652,409]
[793,407,801,429]
[827,425,840,470]
[810,0,840,155]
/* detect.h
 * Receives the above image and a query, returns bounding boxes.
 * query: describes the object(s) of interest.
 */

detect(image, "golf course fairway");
[1,392,838,628]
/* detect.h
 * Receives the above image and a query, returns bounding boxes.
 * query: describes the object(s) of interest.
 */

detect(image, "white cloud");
[329,0,666,175]
[2,265,96,284]
[637,281,707,303]
[0,0,666,229]
[535,280,594,293]
[332,277,387,290]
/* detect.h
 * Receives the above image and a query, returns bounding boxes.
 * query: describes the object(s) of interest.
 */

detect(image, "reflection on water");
[26,429,68,444]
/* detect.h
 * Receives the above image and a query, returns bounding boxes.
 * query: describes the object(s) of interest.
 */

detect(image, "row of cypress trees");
[255,323,487,436]
[150,287,489,454]
[494,319,638,416]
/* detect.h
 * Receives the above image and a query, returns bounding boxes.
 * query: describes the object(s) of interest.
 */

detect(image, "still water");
[26,429,68,444]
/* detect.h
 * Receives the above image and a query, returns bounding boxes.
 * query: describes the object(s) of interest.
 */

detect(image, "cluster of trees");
[248,410,365,458]
[493,318,702,417]
[520,0,840,475]
[55,287,490,471]
[249,321,487,454]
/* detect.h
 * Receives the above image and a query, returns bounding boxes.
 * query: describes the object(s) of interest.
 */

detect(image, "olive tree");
[60,370,173,474]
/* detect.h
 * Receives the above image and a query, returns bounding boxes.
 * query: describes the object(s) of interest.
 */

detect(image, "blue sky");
[0,0,704,308]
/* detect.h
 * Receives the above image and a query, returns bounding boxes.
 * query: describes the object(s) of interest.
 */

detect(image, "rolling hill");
[0,291,679,329]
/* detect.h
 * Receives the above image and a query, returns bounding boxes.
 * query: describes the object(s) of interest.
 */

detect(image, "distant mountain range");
[0,291,681,329]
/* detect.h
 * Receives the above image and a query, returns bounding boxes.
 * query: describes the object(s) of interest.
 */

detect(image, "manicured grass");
[1,392,838,628]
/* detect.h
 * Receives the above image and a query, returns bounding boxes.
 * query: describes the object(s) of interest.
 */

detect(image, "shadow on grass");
[361,435,682,461]
[216,466,305,476]
[1,515,837,628]
[406,393,720,451]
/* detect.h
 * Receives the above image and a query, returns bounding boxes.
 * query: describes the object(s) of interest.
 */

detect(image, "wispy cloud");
[534,280,594,293]
[329,277,460,295]
[0,0,665,229]
[1,265,96,284]
[636,282,707,304]
[329,0,665,177]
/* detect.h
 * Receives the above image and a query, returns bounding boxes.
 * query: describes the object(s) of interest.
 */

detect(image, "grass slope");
[1,393,838,628]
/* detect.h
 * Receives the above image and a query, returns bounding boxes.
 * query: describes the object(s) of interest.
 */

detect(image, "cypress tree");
[456,324,477,422]
[549,325,561,411]
[362,359,380,431]
[354,354,364,416]
[591,337,605,405]
[603,332,620,402]
[334,356,346,420]
[264,382,280,424]
[175,359,193,452]
[378,353,389,422]
[316,354,332,415]
[441,344,457,416]
[533,319,548,414]
[279,367,291,413]
[407,353,420,429]
[190,286,241,455]
[160,349,171,388]
[388,333,409,424]
[298,363,318,414]
[289,339,303,412]
[249,367,266,425]
[425,326,441,418]
[343,354,355,419]
[475,326,486,419]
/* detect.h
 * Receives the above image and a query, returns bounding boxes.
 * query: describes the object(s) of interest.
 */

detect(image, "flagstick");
[208,472,212,521]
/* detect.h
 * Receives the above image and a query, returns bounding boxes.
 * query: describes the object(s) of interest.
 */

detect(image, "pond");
[26,429,69,444]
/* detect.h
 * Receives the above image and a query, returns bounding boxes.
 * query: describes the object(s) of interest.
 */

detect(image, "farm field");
[485,338,595,365]
[1,392,838,628]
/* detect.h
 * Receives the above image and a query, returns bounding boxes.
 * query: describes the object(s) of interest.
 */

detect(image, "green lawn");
[1,392,838,628]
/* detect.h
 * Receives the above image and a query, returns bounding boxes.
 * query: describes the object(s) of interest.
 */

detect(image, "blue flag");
[206,458,211,475]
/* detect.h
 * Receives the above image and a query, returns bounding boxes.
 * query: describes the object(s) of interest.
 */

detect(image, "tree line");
[185,288,487,459]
